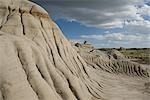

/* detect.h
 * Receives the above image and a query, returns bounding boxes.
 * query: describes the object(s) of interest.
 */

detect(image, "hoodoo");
[0,0,149,100]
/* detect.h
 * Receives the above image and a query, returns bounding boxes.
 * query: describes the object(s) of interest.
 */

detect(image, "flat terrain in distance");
[99,48,150,65]
[120,48,150,65]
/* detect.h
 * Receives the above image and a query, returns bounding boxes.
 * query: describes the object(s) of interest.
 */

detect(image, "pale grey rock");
[0,0,149,100]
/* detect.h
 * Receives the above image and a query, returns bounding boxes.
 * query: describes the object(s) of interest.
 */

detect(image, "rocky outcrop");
[106,49,125,60]
[0,0,149,100]
[74,44,150,100]
[77,47,149,77]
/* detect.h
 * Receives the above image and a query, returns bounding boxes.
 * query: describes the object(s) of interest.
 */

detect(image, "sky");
[32,0,150,48]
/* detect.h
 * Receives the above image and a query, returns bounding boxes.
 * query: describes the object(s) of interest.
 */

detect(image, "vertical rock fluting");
[0,0,97,100]
[0,0,149,100]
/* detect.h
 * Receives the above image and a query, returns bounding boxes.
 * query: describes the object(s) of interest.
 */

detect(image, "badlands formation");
[0,0,150,100]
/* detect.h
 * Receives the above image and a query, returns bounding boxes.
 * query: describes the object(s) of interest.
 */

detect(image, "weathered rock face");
[0,0,150,100]
[0,1,93,100]
[73,43,150,100]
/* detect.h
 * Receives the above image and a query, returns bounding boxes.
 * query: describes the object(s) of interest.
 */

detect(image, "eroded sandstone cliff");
[0,0,149,100]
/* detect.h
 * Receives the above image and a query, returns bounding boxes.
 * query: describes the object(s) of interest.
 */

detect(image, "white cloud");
[122,2,150,34]
[32,0,150,47]
[69,39,83,43]
[123,19,150,34]
[80,32,150,48]
[138,4,150,16]
[32,0,150,36]
[32,0,144,28]
[81,32,150,41]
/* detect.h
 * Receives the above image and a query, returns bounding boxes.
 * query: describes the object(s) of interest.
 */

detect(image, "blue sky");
[33,0,150,48]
